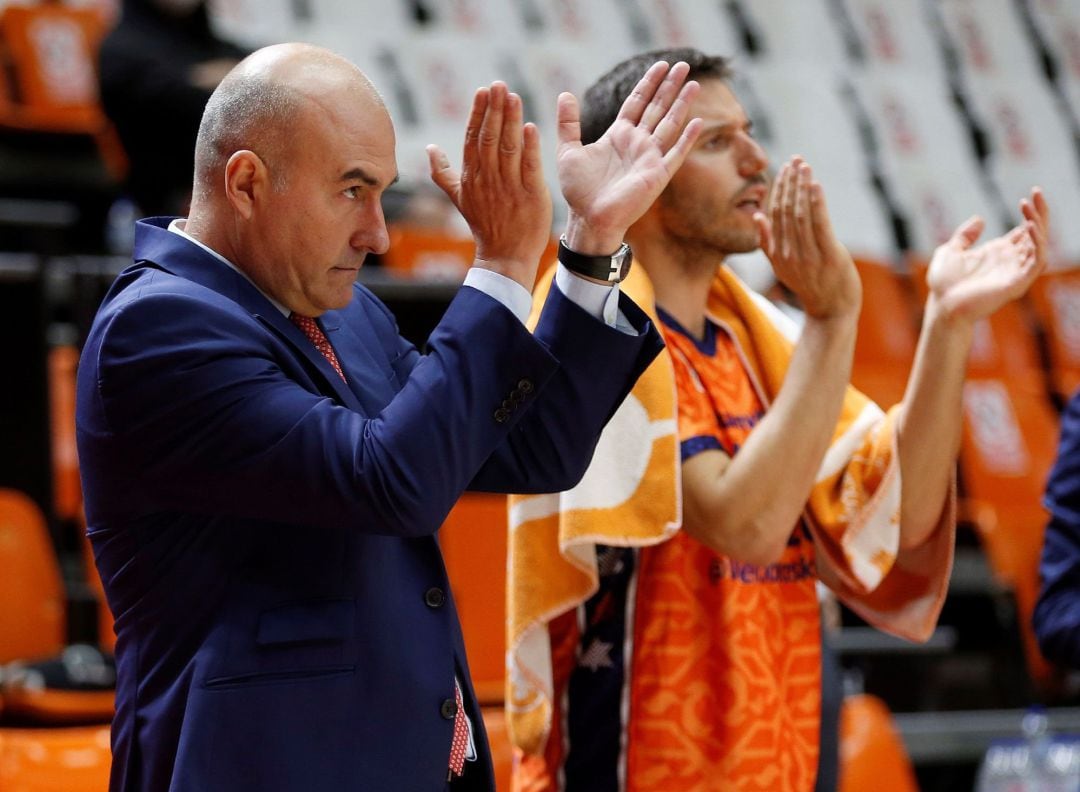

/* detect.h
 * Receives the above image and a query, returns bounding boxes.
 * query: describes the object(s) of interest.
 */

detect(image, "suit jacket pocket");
[203,598,356,690]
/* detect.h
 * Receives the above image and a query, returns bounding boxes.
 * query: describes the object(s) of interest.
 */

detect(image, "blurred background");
[2,0,1080,790]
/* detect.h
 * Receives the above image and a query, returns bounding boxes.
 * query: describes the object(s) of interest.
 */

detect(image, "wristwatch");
[557,236,633,283]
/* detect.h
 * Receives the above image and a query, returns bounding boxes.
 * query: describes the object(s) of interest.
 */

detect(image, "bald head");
[192,43,388,204]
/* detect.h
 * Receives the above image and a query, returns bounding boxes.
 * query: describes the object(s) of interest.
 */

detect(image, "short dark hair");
[580,48,733,146]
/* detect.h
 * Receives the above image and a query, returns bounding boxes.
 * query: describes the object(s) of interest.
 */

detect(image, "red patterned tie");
[449,682,468,777]
[290,313,346,382]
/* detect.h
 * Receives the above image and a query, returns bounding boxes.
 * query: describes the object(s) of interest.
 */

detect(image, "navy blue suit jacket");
[1036,391,1080,669]
[76,218,663,791]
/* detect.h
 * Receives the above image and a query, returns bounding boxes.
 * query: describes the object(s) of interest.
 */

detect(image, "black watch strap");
[557,236,633,283]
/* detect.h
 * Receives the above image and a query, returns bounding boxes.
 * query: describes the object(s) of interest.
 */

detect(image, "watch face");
[557,238,632,282]
[611,245,632,282]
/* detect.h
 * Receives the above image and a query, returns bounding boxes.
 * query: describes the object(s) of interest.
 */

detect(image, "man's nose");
[354,203,390,255]
[738,137,769,178]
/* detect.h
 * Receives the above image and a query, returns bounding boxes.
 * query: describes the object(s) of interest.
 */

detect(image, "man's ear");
[224,150,266,220]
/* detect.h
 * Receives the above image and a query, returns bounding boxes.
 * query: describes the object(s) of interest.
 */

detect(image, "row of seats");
[852,255,1077,696]
[0,3,126,180]
[198,0,1080,264]
[0,486,920,791]
[38,234,1080,701]
[5,249,939,787]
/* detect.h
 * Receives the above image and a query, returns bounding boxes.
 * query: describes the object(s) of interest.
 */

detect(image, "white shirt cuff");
[464,263,631,333]
[555,263,623,329]
[463,267,532,325]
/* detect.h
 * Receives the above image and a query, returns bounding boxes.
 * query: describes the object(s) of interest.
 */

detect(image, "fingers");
[459,81,536,188]
[950,215,985,250]
[753,211,774,258]
[633,61,700,157]
[766,156,838,264]
[615,60,670,126]
[427,144,461,206]
[639,61,690,131]
[654,79,701,156]
[1023,186,1049,229]
[769,160,792,260]
[793,160,815,262]
[661,116,704,175]
[807,176,837,256]
[521,122,544,192]
[1021,186,1050,267]
[556,91,582,152]
[478,82,508,174]
[499,90,524,178]
[461,87,490,181]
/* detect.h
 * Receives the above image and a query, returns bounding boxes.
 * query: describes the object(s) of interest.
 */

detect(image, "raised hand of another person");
[428,82,553,290]
[557,60,703,255]
[926,187,1049,325]
[753,156,861,322]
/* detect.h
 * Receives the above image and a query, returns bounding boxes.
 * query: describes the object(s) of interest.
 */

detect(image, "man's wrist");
[923,292,977,344]
[563,211,626,256]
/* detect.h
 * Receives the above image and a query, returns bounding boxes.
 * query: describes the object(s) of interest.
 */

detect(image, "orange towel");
[506,263,955,756]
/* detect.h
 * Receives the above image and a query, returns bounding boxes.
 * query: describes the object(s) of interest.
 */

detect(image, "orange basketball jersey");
[516,311,823,792]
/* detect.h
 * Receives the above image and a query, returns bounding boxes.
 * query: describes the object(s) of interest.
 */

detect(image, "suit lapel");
[256,310,364,411]
[131,218,366,412]
[320,308,401,416]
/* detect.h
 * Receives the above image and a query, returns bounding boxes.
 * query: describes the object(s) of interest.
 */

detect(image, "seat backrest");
[0,489,65,663]
[0,4,106,132]
[48,345,81,524]
[839,693,919,792]
[382,227,476,281]
[851,258,919,407]
[0,725,111,792]
[959,378,1060,686]
[439,492,508,704]
[1028,267,1080,401]
[480,706,513,792]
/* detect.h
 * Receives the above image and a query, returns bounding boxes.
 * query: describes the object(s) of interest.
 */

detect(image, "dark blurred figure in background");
[1035,393,1080,667]
[98,0,248,217]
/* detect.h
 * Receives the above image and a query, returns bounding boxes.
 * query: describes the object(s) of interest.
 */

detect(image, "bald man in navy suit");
[76,43,705,791]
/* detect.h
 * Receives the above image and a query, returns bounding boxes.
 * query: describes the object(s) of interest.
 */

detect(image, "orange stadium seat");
[0,489,66,665]
[482,706,513,792]
[0,4,106,132]
[959,377,1061,689]
[0,725,110,792]
[0,491,114,724]
[0,3,126,179]
[382,227,476,280]
[439,493,508,705]
[851,258,919,408]
[911,259,1062,689]
[48,345,81,524]
[1028,267,1080,402]
[382,227,559,288]
[838,693,918,792]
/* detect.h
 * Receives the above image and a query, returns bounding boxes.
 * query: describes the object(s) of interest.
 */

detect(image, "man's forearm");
[684,313,857,564]
[896,294,974,547]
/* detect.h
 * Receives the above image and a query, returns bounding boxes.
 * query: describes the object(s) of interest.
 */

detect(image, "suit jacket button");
[517,378,534,394]
[441,697,458,720]
[494,407,511,423]
[425,587,446,608]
